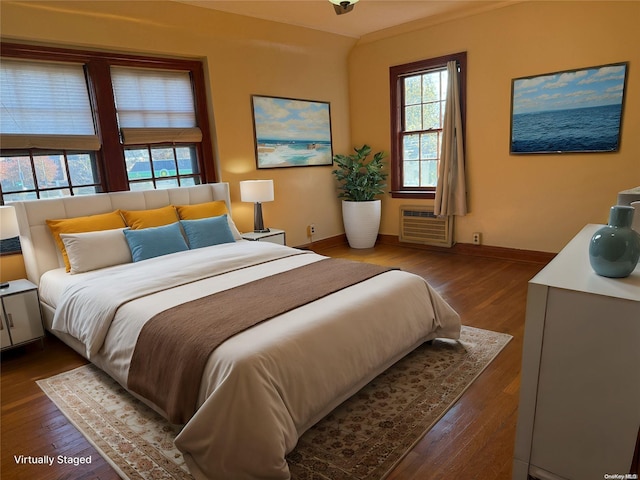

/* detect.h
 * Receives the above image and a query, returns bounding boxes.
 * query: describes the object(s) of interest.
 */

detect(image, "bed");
[13,183,461,479]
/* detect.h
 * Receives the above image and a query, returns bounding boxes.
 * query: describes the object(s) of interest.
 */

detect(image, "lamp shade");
[240,180,274,203]
[0,206,19,240]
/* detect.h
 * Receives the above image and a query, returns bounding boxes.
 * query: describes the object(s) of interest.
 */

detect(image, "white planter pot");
[342,199,381,249]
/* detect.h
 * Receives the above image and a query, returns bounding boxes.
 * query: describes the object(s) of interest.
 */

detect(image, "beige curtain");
[435,60,467,216]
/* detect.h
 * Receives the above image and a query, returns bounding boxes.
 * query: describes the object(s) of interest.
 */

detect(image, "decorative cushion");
[60,228,131,274]
[120,205,178,230]
[175,201,228,220]
[180,215,235,249]
[47,211,127,272]
[123,222,189,262]
[176,201,242,240]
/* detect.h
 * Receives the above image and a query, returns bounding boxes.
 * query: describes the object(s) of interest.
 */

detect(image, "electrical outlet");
[307,224,316,236]
[472,232,482,245]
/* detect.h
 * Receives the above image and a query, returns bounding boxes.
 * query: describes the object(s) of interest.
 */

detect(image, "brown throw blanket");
[128,258,396,424]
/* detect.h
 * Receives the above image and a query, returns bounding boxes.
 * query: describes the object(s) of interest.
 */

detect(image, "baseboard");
[296,234,347,251]
[298,233,555,265]
[378,234,555,264]
[453,243,555,264]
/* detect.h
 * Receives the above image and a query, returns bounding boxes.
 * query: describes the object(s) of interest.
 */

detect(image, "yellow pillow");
[47,211,126,272]
[175,201,229,220]
[120,205,178,229]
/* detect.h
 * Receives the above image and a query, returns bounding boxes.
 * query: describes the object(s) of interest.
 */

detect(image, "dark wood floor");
[0,243,546,480]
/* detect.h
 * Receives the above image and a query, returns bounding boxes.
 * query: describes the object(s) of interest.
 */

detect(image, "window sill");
[390,190,435,200]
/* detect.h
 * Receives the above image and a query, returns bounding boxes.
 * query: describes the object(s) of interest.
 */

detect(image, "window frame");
[0,42,217,202]
[389,52,467,199]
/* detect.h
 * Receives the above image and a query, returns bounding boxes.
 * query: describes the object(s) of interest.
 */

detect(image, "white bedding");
[45,240,461,479]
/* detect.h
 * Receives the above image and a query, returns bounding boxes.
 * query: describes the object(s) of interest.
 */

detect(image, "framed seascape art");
[251,95,333,169]
[510,62,628,154]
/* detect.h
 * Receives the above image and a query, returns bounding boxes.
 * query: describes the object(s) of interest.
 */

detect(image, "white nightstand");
[1,279,45,351]
[242,229,286,245]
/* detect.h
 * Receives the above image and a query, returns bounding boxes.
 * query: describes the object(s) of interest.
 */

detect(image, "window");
[111,66,204,190]
[0,152,101,202]
[0,43,216,204]
[125,146,200,191]
[390,52,466,198]
[0,59,102,201]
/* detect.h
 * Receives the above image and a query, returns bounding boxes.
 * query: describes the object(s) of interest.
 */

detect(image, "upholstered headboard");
[13,183,232,285]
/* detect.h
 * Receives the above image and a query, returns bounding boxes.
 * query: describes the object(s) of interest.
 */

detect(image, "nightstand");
[1,279,45,351]
[242,229,286,245]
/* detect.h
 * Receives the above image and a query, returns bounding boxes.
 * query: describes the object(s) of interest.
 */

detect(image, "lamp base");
[253,202,270,234]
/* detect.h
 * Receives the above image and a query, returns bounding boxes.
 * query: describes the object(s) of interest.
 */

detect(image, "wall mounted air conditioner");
[399,206,454,247]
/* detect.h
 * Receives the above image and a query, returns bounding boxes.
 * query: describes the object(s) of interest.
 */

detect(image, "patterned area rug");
[37,326,511,480]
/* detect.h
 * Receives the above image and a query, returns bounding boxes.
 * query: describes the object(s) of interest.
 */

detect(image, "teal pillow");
[123,222,189,262]
[180,215,235,249]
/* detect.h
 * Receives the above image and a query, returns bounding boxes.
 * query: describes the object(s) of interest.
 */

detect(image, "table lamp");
[240,180,274,233]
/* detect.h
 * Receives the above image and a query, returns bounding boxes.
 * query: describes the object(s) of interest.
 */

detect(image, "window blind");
[111,67,200,145]
[120,127,202,145]
[0,59,99,150]
[111,67,196,128]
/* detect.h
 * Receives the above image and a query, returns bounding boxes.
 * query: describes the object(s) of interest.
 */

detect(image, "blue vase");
[589,205,640,278]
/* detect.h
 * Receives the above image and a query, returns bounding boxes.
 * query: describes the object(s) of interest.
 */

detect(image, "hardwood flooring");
[0,243,546,480]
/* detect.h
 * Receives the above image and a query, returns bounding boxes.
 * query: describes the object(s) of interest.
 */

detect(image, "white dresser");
[513,224,640,480]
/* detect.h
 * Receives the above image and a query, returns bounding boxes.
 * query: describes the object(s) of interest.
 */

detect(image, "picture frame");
[251,95,333,168]
[510,62,628,154]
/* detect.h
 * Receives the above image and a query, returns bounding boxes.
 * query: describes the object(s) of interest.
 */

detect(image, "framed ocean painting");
[510,62,628,154]
[251,95,333,168]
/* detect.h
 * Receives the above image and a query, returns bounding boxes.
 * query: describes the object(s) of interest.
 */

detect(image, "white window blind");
[0,59,99,150]
[111,67,201,145]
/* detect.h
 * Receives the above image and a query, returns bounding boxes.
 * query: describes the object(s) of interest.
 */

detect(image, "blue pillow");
[180,215,235,249]
[123,222,189,262]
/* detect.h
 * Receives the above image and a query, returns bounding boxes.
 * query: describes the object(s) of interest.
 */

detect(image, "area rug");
[37,326,511,480]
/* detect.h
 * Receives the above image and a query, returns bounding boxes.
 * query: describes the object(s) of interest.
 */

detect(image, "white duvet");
[48,241,461,479]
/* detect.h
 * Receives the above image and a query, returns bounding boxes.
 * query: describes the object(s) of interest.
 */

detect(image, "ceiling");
[177,0,514,40]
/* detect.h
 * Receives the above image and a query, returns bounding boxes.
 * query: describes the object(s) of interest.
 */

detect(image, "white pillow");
[60,228,132,274]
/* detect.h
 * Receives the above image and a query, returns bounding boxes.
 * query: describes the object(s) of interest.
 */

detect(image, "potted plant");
[332,144,388,248]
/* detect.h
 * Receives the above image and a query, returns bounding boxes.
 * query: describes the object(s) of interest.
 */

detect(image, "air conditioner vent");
[400,206,454,247]
[403,210,438,219]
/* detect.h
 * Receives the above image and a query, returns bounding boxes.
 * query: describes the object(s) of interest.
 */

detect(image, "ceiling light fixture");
[329,0,359,15]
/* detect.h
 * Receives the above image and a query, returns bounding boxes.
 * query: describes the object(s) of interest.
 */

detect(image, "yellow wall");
[0,254,27,283]
[1,0,639,260]
[0,0,355,248]
[350,0,640,252]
